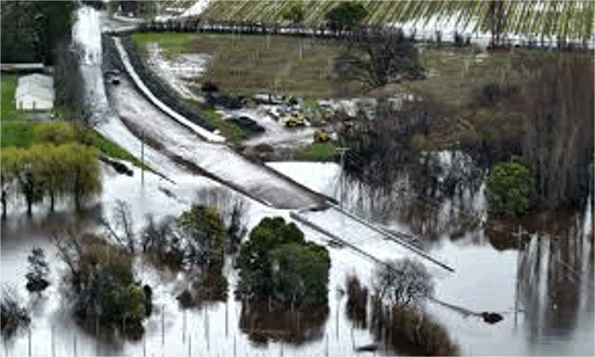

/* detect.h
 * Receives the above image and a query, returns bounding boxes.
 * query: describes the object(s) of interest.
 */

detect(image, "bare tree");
[113,200,135,254]
[521,53,594,208]
[193,187,249,253]
[1,288,30,338]
[335,27,424,89]
[373,258,434,306]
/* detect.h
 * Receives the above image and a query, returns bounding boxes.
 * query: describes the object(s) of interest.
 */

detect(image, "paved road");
[75,6,329,209]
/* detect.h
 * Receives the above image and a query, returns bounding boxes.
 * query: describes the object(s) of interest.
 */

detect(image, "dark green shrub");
[486,161,535,216]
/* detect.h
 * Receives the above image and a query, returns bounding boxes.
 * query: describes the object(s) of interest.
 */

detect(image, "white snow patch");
[181,0,214,17]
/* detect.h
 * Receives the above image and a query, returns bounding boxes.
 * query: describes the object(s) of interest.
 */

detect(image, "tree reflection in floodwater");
[515,207,594,348]
[336,150,487,246]
[238,298,329,346]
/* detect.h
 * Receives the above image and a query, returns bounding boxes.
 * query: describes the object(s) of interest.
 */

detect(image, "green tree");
[0,147,21,219]
[61,142,102,212]
[1,123,34,149]
[269,242,330,306]
[36,144,68,211]
[3,146,45,216]
[1,1,75,64]
[282,3,305,24]
[33,122,75,146]
[325,2,368,34]
[486,161,535,216]
[236,216,330,307]
[178,205,226,268]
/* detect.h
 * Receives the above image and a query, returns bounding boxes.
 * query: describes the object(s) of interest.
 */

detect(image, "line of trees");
[0,1,75,64]
[1,123,102,218]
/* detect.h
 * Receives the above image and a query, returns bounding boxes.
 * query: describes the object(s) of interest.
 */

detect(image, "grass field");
[130,32,526,102]
[131,33,354,98]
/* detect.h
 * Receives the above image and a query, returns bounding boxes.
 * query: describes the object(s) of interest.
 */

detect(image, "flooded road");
[2,5,592,357]
[2,162,593,356]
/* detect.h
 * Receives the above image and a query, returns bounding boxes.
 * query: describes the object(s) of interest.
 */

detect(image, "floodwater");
[2,161,593,356]
[2,5,592,356]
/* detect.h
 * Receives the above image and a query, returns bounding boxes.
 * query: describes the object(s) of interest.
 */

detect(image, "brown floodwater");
[1,162,592,356]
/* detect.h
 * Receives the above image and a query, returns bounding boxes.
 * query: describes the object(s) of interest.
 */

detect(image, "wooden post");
[51,324,55,357]
[141,131,145,186]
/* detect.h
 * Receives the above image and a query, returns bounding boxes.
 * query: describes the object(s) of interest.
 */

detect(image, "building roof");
[15,74,54,102]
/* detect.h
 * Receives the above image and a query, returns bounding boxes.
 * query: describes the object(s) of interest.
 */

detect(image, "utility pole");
[513,225,523,329]
[141,131,145,186]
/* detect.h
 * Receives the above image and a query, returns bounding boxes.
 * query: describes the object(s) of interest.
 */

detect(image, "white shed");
[15,74,55,111]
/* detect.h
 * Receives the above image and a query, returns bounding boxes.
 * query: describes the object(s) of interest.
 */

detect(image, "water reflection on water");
[328,159,594,356]
[1,161,593,356]
[238,300,329,346]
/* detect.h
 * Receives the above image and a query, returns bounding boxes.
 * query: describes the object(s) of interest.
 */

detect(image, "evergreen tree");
[26,247,50,293]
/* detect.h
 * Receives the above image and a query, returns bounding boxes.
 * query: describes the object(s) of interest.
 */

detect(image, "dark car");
[227,116,265,135]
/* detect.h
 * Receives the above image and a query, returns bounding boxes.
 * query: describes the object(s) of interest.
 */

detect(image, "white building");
[15,74,54,111]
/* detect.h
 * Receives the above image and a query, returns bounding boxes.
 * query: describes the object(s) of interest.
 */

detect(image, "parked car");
[227,116,265,135]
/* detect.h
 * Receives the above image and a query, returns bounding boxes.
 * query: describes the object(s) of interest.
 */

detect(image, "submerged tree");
[25,247,50,293]
[1,290,30,339]
[373,258,434,306]
[51,231,150,339]
[61,143,102,212]
[236,217,330,307]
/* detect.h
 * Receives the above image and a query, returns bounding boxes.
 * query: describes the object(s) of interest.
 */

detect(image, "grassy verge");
[200,107,248,143]
[92,130,156,174]
[294,141,338,162]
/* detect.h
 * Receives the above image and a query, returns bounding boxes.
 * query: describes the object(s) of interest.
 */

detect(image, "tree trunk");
[50,190,55,212]
[27,197,33,216]
[1,190,6,220]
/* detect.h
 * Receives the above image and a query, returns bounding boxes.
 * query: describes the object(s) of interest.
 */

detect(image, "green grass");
[131,33,349,98]
[182,103,248,143]
[371,47,519,107]
[1,123,34,148]
[129,32,528,102]
[1,74,21,122]
[2,73,157,174]
[92,130,156,173]
[131,32,200,58]
[294,141,338,162]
